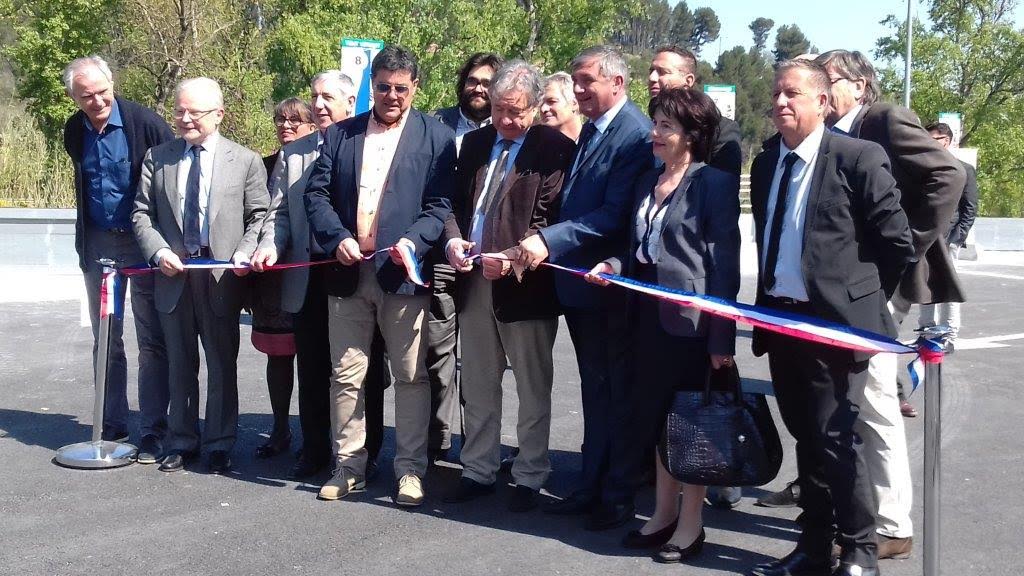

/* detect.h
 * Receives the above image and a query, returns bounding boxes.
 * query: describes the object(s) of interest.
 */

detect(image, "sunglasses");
[374,83,412,96]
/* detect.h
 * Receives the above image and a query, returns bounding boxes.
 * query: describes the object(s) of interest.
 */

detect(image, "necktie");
[763,151,800,293]
[184,145,204,256]
[573,122,598,175]
[478,139,514,218]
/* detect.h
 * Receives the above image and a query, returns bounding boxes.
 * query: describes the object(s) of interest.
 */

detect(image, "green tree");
[875,0,1024,216]
[713,45,774,164]
[689,7,720,56]
[1,0,112,142]
[772,24,811,61]
[667,1,694,48]
[749,17,774,53]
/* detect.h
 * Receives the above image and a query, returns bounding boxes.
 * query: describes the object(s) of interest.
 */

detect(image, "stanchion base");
[54,440,137,469]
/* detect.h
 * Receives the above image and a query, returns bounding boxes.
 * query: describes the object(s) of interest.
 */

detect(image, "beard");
[459,90,491,122]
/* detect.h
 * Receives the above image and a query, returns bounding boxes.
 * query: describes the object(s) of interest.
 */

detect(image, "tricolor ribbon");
[99,266,122,319]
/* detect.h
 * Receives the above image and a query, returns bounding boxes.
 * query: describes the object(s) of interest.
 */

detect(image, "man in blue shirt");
[62,55,174,464]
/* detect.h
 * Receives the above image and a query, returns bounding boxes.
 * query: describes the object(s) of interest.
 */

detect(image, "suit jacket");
[711,116,743,177]
[257,131,323,313]
[850,102,966,304]
[63,96,174,271]
[749,130,915,361]
[948,161,978,247]
[444,124,575,322]
[432,106,462,132]
[132,136,270,316]
[539,99,655,309]
[304,109,456,297]
[605,164,740,355]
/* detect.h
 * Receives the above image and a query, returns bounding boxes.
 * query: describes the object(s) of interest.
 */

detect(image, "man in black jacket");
[62,55,173,464]
[919,121,977,348]
[748,59,914,576]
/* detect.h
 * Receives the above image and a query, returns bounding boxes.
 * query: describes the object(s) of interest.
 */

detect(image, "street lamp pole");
[904,0,914,107]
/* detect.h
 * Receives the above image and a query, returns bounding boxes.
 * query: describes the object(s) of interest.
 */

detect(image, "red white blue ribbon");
[99,266,122,319]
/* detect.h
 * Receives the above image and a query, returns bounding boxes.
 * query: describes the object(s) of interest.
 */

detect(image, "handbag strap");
[703,362,745,406]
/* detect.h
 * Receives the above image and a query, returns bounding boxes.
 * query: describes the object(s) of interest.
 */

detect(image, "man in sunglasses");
[304,45,456,507]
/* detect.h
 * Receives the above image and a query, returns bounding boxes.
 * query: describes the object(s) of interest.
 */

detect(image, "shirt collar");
[593,95,628,134]
[493,131,526,151]
[459,108,491,130]
[371,107,411,131]
[780,123,825,165]
[833,104,863,134]
[82,99,123,133]
[185,131,220,156]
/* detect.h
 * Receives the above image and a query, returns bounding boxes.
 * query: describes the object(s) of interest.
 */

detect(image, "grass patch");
[0,100,75,208]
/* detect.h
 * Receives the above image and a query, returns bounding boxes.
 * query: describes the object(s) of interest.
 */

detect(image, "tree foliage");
[875,0,1024,216]
[749,17,774,53]
[772,24,811,61]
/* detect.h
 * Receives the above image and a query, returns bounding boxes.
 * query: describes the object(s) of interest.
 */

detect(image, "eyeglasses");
[465,77,491,90]
[374,83,411,96]
[829,76,849,85]
[173,108,219,120]
[273,116,310,127]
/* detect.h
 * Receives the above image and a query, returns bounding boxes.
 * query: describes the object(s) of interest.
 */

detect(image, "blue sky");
[685,0,1022,67]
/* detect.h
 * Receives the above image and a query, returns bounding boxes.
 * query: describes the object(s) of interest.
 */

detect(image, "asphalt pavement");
[1,258,1022,576]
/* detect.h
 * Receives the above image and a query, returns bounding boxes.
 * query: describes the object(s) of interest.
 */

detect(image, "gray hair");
[62,55,113,95]
[815,50,881,106]
[174,77,224,108]
[544,72,577,108]
[489,60,544,108]
[775,58,831,108]
[310,70,356,98]
[570,45,630,85]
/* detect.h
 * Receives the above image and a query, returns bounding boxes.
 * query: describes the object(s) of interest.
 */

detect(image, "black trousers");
[294,267,391,464]
[764,303,878,567]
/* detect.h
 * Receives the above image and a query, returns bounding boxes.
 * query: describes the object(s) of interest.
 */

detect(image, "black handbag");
[658,363,783,487]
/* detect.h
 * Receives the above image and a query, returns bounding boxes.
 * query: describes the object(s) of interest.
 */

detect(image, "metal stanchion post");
[918,325,951,576]
[55,259,136,469]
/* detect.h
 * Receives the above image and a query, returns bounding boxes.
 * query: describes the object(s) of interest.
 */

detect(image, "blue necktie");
[184,145,203,256]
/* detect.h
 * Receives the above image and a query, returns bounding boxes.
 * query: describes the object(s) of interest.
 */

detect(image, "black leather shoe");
[255,432,291,459]
[756,481,801,508]
[543,490,597,515]
[751,550,832,576]
[444,477,496,503]
[287,455,329,480]
[207,450,232,474]
[622,519,678,549]
[428,447,450,465]
[507,485,538,513]
[159,451,197,473]
[654,528,705,563]
[365,459,380,482]
[135,434,163,465]
[832,564,878,576]
[585,502,635,531]
[499,447,520,473]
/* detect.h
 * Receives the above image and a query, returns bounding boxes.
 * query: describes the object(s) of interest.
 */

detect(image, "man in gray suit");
[133,77,269,474]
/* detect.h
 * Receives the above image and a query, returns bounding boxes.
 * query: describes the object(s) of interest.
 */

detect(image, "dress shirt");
[175,132,220,248]
[455,109,491,155]
[761,123,825,301]
[570,95,627,178]
[832,104,863,135]
[81,99,131,230]
[466,134,525,254]
[357,109,410,251]
[634,163,702,264]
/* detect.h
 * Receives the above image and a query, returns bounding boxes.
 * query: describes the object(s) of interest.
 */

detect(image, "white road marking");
[957,270,1024,281]
[955,332,1024,350]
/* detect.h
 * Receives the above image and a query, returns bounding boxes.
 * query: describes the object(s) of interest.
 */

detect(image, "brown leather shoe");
[899,400,918,418]
[878,535,913,559]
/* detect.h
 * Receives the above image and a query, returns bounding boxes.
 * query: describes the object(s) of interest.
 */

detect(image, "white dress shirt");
[176,132,220,248]
[833,104,863,135]
[761,123,826,301]
[466,133,525,254]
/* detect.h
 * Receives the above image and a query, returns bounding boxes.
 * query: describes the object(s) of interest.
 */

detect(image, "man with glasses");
[62,55,173,464]
[426,52,504,465]
[253,70,392,481]
[304,46,456,507]
[133,77,270,474]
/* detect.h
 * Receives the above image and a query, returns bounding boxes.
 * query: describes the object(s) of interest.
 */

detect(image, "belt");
[102,226,132,234]
[187,246,211,259]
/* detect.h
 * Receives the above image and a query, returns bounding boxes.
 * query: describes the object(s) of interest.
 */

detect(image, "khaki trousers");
[327,262,431,479]
[459,271,558,490]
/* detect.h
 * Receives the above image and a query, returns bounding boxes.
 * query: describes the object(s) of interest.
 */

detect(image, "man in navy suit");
[304,45,456,507]
[516,45,654,529]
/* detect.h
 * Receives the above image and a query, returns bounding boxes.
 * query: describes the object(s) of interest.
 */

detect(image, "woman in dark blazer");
[586,88,741,564]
